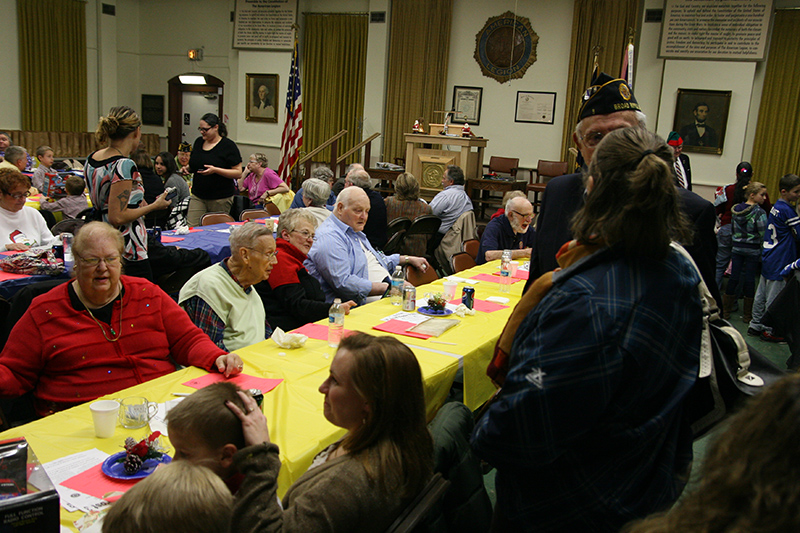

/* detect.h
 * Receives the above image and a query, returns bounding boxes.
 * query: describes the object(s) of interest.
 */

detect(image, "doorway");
[167,74,225,154]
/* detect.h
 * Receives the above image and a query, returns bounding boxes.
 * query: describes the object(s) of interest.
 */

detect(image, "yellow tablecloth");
[0,260,521,531]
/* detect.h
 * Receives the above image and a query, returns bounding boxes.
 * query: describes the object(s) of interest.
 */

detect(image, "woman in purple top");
[239,153,289,206]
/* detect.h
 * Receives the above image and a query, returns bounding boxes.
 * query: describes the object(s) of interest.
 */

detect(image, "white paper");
[444,275,478,284]
[214,228,232,233]
[380,311,430,324]
[43,449,110,513]
[150,398,184,436]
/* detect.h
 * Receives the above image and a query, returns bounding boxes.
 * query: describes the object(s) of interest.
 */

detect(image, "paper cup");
[443,281,458,301]
[90,400,120,438]
[510,261,519,277]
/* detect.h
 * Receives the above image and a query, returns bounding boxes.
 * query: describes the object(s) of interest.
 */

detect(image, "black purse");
[672,243,785,440]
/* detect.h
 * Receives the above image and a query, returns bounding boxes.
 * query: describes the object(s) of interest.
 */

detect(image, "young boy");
[165,382,248,493]
[101,461,233,533]
[39,175,88,219]
[31,145,55,193]
[748,173,800,348]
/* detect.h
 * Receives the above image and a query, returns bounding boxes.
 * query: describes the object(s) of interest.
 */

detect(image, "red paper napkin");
[226,221,246,226]
[470,273,522,284]
[291,323,353,342]
[182,373,283,393]
[0,271,29,281]
[372,320,432,340]
[491,270,529,280]
[0,250,18,256]
[448,298,509,313]
[160,235,184,243]
[61,461,139,500]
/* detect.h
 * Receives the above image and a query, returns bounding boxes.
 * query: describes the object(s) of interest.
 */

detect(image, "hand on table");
[340,300,357,314]
[407,256,431,272]
[216,352,244,378]
[5,243,30,251]
[227,389,271,446]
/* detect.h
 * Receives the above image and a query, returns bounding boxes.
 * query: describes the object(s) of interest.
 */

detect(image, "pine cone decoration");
[124,437,137,452]
[123,454,143,474]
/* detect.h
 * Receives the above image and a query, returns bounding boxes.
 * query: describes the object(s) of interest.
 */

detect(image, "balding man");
[476,196,535,264]
[345,169,388,250]
[306,186,429,305]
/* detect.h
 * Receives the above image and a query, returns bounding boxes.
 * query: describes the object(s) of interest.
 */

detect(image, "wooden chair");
[450,252,477,274]
[264,202,282,216]
[527,160,569,213]
[200,212,235,226]
[384,473,451,533]
[401,214,441,257]
[462,239,480,261]
[487,156,519,178]
[386,217,412,239]
[239,209,270,221]
[405,264,439,287]
[382,229,406,255]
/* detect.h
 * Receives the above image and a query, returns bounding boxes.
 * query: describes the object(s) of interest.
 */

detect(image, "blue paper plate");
[417,306,454,317]
[101,451,172,480]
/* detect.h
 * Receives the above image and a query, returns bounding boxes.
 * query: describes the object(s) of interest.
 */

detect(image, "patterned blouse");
[84,153,148,262]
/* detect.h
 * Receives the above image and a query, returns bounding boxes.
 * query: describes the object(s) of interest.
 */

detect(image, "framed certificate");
[515,91,556,124]
[451,86,483,125]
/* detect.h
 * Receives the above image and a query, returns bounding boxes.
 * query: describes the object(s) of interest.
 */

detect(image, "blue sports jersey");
[762,199,800,280]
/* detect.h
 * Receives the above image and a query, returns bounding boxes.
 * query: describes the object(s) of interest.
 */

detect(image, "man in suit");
[667,131,692,190]
[679,102,718,148]
[527,72,720,304]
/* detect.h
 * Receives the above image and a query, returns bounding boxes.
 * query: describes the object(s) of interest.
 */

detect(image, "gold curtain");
[383,0,453,164]
[560,0,639,165]
[751,10,800,197]
[303,13,368,164]
[18,0,87,132]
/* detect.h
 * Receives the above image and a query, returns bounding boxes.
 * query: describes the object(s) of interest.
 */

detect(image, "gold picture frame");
[245,73,279,123]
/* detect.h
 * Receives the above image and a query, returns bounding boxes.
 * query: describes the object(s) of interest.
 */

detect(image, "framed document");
[515,91,556,124]
[451,86,483,125]
[245,74,279,123]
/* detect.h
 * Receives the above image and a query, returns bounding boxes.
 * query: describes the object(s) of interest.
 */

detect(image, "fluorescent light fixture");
[179,75,206,85]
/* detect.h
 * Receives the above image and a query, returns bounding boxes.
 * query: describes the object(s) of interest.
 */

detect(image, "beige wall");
[1,0,797,194]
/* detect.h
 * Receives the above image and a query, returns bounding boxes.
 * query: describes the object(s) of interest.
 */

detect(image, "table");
[160,219,278,264]
[367,167,402,197]
[466,177,527,219]
[0,261,520,531]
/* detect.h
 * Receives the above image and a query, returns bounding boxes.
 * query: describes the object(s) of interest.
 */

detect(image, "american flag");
[278,35,303,185]
[621,41,634,88]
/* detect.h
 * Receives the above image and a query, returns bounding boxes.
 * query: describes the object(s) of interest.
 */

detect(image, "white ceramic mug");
[90,400,120,438]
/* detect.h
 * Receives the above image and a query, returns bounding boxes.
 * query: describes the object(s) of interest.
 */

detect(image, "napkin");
[271,327,308,349]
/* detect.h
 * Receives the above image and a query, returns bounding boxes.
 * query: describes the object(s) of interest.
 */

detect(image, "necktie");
[675,159,687,189]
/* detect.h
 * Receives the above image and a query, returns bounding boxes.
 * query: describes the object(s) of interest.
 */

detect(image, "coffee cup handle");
[147,403,158,420]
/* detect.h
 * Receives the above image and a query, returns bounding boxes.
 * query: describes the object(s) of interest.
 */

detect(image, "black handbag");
[671,243,786,440]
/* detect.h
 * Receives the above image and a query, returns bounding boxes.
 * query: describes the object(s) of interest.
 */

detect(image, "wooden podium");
[404,128,488,198]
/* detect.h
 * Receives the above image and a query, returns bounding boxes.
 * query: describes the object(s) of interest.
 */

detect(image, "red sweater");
[0,275,225,415]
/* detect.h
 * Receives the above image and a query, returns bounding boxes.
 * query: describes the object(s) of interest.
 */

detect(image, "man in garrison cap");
[524,72,720,302]
[668,131,692,190]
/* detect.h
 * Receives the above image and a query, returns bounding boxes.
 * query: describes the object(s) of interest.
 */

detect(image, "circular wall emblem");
[474,12,538,84]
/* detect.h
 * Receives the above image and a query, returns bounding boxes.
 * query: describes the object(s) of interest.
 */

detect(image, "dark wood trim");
[167,74,225,154]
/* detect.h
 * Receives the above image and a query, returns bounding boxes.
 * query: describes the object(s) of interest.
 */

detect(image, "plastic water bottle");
[62,232,74,274]
[328,298,345,348]
[499,250,512,293]
[390,266,404,305]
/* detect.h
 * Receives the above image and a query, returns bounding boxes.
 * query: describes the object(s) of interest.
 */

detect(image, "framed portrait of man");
[673,89,731,155]
[246,73,279,123]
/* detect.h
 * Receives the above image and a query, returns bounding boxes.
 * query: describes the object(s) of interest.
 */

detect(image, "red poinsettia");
[119,431,165,473]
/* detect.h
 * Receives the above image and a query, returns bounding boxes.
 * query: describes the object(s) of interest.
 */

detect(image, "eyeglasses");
[8,191,31,200]
[509,209,533,221]
[291,229,316,241]
[246,248,278,261]
[198,126,213,133]
[579,131,606,148]
[76,255,121,267]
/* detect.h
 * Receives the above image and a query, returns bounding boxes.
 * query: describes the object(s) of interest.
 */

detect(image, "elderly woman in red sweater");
[0,222,243,417]
[256,209,356,332]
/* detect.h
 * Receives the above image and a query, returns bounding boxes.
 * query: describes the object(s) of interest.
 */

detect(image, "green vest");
[179,263,265,351]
